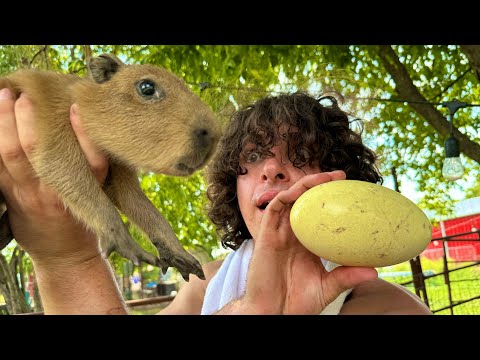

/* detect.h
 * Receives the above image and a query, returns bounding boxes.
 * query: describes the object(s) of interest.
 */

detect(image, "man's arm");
[0,89,125,314]
[34,252,128,314]
[339,278,432,315]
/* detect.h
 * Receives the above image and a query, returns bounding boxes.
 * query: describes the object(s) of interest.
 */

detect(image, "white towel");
[201,239,351,315]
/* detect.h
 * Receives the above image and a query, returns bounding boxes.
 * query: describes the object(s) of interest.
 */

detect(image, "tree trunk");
[460,45,480,82]
[0,252,31,314]
[32,272,43,312]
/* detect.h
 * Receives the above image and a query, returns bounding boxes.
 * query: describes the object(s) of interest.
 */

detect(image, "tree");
[332,45,479,215]
[1,44,479,310]
[0,246,32,314]
[141,44,480,218]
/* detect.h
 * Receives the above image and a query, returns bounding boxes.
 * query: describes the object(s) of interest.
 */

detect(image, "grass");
[377,257,480,315]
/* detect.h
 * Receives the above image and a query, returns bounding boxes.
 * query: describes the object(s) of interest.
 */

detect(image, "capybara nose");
[193,127,217,151]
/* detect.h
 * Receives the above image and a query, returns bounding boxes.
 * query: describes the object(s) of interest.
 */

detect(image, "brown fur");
[0,54,221,281]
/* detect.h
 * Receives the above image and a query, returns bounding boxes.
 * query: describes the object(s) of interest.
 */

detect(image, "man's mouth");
[256,189,282,211]
[258,201,270,210]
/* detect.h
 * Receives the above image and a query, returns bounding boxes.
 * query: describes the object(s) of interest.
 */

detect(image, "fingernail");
[0,88,13,100]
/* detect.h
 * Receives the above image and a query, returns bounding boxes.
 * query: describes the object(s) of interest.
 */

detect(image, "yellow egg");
[290,180,432,267]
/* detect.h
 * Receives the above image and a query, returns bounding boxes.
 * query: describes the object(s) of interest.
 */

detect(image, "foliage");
[0,244,33,313]
[139,171,218,255]
[3,44,478,219]
[138,44,479,221]
[108,171,220,281]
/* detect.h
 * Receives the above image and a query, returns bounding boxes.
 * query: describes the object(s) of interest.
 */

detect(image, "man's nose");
[262,155,289,182]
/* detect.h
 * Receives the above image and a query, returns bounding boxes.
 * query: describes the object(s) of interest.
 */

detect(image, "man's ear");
[87,54,124,83]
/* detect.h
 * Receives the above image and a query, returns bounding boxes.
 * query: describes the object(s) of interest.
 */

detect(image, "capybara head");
[71,54,221,176]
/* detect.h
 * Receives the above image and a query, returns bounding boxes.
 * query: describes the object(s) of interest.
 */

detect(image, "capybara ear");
[88,54,124,83]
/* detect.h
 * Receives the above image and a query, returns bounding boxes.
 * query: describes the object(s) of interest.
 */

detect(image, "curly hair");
[206,91,383,251]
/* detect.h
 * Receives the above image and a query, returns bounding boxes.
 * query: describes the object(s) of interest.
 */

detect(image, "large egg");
[290,180,432,267]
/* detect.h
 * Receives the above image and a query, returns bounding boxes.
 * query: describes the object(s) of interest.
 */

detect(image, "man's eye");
[246,151,261,163]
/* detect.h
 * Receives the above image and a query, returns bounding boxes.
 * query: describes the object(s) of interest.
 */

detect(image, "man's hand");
[0,88,109,264]
[0,87,130,314]
[225,170,378,314]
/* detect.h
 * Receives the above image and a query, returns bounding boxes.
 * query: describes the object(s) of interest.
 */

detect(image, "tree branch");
[376,45,480,165]
[460,45,480,82]
[432,66,472,101]
[30,45,48,67]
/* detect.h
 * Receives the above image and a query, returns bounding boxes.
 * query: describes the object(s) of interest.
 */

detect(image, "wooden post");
[391,167,430,306]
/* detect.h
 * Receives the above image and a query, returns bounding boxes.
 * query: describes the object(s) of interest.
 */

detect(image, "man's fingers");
[15,93,38,158]
[268,171,346,214]
[70,104,109,183]
[0,88,16,178]
[262,171,347,233]
[325,266,378,303]
[0,88,22,163]
[295,170,346,191]
[328,170,347,181]
[0,89,33,187]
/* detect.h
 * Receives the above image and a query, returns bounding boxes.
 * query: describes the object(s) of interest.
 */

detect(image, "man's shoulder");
[340,278,432,314]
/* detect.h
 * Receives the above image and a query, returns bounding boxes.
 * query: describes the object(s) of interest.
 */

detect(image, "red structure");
[421,213,480,261]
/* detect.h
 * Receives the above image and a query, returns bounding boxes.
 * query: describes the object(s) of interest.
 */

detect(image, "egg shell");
[290,180,432,267]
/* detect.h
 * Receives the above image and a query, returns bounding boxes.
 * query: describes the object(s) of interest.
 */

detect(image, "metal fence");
[400,229,480,314]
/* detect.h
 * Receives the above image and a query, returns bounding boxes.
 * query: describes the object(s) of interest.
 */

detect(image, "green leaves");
[139,171,218,258]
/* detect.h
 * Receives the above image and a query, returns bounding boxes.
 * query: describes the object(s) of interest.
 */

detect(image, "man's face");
[236,125,321,241]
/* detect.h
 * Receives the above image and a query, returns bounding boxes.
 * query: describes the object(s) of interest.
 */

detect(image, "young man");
[0,88,432,314]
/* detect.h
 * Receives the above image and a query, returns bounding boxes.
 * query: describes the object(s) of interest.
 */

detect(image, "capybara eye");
[137,79,156,97]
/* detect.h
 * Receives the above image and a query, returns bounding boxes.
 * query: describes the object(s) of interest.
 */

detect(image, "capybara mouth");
[174,145,216,175]
[175,162,196,174]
